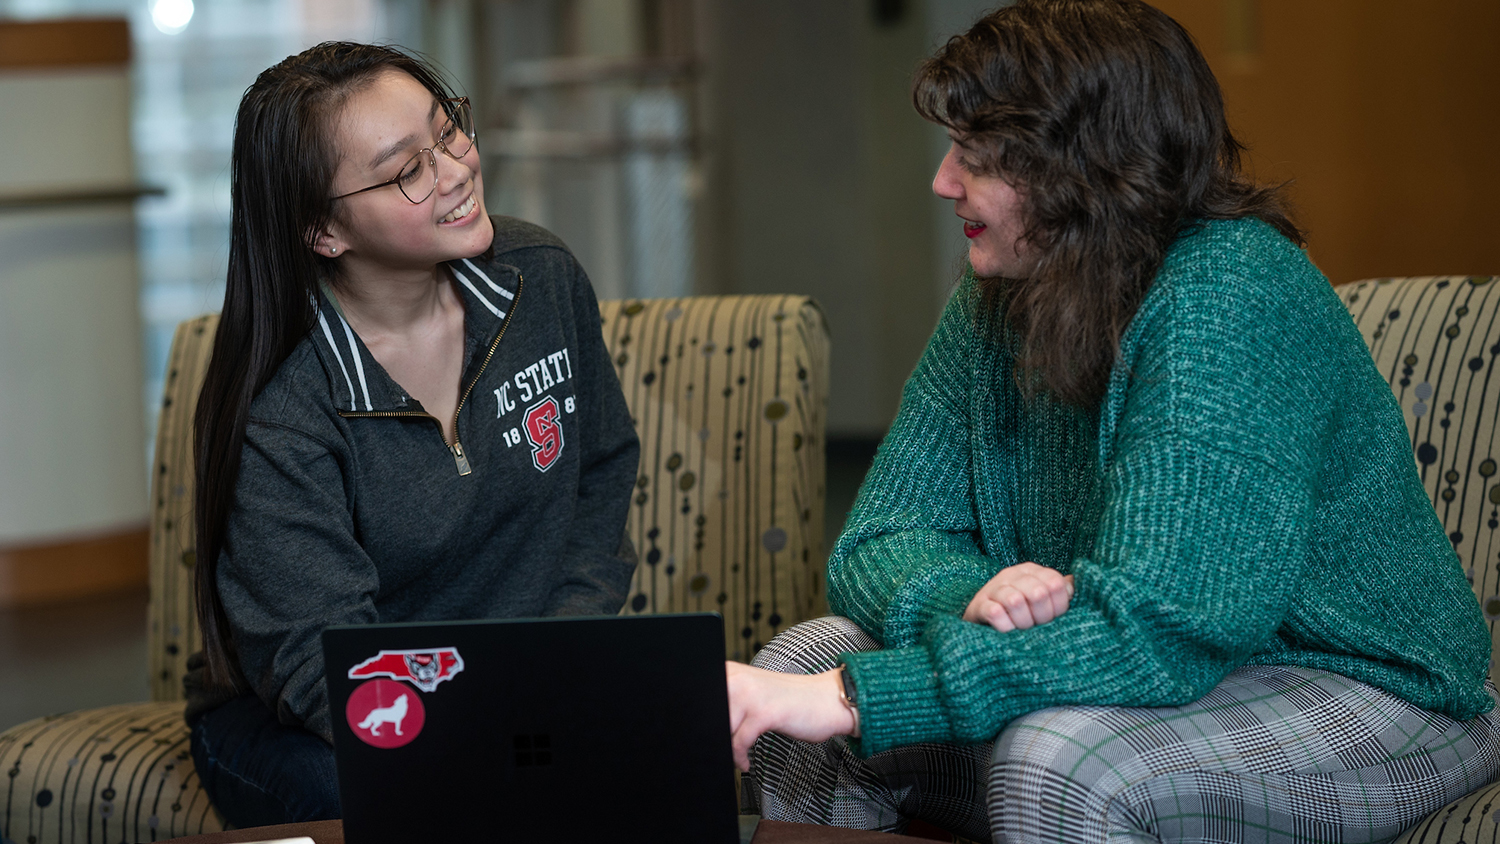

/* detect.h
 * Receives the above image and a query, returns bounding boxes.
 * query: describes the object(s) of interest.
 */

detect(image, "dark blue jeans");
[190,695,342,827]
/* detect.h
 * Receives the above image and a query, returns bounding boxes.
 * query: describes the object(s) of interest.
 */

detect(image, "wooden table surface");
[751,820,928,842]
[158,820,344,844]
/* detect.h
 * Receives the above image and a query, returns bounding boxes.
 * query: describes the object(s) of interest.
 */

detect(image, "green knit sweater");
[833,218,1493,756]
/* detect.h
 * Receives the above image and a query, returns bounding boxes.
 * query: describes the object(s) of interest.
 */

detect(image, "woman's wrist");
[835,664,861,738]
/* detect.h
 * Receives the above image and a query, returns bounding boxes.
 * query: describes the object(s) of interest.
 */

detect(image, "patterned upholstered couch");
[4,276,1499,842]
[0,294,829,844]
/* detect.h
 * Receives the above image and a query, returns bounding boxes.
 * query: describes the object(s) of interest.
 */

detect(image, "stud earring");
[330,247,338,255]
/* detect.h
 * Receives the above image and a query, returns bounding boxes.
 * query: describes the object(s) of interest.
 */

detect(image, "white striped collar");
[448,257,519,320]
[447,258,522,363]
[311,289,384,412]
[307,261,520,413]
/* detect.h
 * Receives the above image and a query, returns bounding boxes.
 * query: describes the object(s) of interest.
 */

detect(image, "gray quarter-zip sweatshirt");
[206,216,639,742]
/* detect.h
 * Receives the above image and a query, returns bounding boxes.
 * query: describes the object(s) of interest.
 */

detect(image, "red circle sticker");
[345,679,425,749]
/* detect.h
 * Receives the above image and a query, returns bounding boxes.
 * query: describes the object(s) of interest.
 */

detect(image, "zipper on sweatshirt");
[444,271,522,474]
[340,270,524,477]
[451,440,472,474]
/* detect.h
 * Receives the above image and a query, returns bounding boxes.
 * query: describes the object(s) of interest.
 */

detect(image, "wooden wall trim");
[0,18,130,70]
[0,526,148,607]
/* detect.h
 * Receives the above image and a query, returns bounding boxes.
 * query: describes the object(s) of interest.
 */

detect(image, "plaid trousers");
[746,617,1500,843]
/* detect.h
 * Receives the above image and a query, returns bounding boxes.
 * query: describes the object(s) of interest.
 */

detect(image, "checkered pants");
[746,617,1500,843]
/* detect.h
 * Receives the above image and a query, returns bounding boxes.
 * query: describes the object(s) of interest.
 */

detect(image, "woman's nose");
[933,145,964,200]
[435,146,476,193]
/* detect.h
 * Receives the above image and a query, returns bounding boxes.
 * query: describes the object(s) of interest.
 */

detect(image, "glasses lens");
[438,100,475,160]
[396,148,438,204]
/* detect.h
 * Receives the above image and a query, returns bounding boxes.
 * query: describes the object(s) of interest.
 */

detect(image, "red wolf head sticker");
[347,648,464,693]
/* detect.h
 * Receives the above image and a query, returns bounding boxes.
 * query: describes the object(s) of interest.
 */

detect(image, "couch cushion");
[1391,778,1500,843]
[148,314,218,704]
[599,296,830,661]
[0,701,223,844]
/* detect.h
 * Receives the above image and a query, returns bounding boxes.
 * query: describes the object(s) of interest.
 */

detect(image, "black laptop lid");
[322,613,738,844]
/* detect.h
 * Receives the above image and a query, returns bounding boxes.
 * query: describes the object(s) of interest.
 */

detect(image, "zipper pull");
[451,440,473,476]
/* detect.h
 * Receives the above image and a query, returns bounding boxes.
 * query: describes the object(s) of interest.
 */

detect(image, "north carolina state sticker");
[346,679,425,749]
[347,647,464,692]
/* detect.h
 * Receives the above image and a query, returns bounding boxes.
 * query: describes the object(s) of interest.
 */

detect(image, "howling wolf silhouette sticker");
[346,679,426,749]
[358,691,408,736]
[347,648,464,692]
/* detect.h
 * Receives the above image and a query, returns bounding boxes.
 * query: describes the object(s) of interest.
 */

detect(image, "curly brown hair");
[915,0,1303,405]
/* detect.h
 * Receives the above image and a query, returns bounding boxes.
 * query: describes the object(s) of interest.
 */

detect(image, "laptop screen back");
[323,613,738,843]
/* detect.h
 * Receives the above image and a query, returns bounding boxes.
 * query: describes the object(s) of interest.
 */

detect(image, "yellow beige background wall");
[0,19,148,606]
[1152,0,1500,285]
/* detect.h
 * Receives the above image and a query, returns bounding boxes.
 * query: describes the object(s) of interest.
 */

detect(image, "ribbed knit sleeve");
[832,219,1492,756]
[847,438,1315,753]
[826,280,1015,651]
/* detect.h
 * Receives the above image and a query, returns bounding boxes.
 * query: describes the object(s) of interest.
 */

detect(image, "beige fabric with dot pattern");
[600,296,830,661]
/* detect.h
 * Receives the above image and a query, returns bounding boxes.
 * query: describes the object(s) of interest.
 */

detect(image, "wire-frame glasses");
[331,97,476,204]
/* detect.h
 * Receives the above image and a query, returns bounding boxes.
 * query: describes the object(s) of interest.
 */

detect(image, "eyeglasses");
[331,98,476,204]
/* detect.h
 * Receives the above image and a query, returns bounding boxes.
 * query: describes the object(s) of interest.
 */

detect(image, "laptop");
[322,613,740,843]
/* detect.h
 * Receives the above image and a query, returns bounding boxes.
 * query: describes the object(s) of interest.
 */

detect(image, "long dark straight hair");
[194,42,458,693]
[915,0,1304,406]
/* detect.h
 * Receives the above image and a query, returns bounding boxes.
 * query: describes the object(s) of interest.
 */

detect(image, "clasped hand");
[726,562,1072,771]
[962,561,1073,632]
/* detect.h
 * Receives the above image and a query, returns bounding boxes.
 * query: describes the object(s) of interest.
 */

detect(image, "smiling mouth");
[963,220,987,239]
[441,195,476,224]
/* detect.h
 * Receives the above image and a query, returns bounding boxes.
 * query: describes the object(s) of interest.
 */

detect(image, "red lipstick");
[963,221,987,239]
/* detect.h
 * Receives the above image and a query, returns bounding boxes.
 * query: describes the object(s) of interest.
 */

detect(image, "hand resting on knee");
[726,662,856,771]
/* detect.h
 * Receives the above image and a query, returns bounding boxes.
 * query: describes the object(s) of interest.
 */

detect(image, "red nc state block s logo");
[347,648,464,693]
[524,396,565,472]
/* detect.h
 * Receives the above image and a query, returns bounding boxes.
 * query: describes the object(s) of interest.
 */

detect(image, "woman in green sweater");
[726,1,1500,839]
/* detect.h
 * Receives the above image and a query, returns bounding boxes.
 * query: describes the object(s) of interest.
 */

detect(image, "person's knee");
[750,616,876,675]
[750,621,821,674]
[191,697,340,826]
[988,707,1137,835]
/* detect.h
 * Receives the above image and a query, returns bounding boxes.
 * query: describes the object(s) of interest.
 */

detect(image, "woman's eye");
[438,121,456,145]
[398,159,422,185]
[949,141,980,174]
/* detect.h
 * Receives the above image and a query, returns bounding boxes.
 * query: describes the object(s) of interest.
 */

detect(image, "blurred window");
[0,0,414,457]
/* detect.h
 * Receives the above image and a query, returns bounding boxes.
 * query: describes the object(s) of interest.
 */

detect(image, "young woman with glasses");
[187,42,639,825]
[726,1,1500,839]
